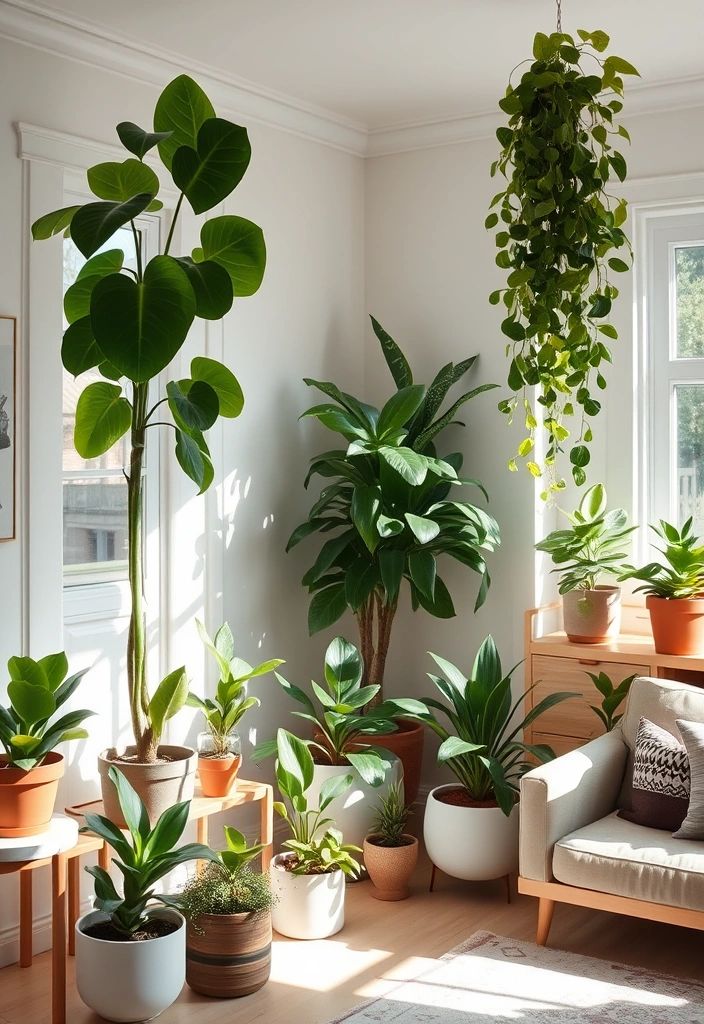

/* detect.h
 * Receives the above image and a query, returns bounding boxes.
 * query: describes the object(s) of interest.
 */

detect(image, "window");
[644,209,704,537]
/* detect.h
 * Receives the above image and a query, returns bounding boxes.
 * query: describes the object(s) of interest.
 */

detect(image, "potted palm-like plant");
[620,518,704,654]
[0,653,92,836]
[32,74,266,822]
[187,620,283,796]
[536,484,635,642]
[287,317,499,800]
[181,827,273,998]
[363,782,417,901]
[254,637,413,849]
[270,729,360,940]
[76,766,217,1022]
[402,636,574,882]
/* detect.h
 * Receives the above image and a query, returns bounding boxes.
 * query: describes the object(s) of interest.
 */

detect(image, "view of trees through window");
[674,244,704,532]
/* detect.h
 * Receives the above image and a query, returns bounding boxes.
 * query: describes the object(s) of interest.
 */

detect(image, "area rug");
[329,930,704,1022]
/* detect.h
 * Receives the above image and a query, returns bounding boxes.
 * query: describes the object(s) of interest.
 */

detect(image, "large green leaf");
[91,256,196,382]
[414,575,455,618]
[116,121,172,160]
[191,356,244,418]
[197,216,266,296]
[408,549,436,600]
[378,446,427,485]
[276,728,314,792]
[370,316,412,388]
[107,766,150,847]
[74,382,131,458]
[37,652,68,692]
[70,193,153,259]
[8,680,56,727]
[8,656,48,688]
[87,159,159,202]
[379,549,404,604]
[377,385,425,438]
[351,484,380,553]
[172,118,251,214]
[405,513,440,544]
[173,257,233,320]
[175,429,214,494]
[437,736,484,762]
[153,75,216,170]
[345,749,392,787]
[167,379,219,433]
[62,318,102,377]
[324,636,363,692]
[308,582,348,635]
[149,668,189,741]
[31,205,81,240]
[64,250,124,323]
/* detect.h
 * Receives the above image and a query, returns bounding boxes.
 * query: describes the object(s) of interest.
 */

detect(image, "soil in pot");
[434,787,498,809]
[83,919,179,942]
[0,752,64,838]
[369,720,424,804]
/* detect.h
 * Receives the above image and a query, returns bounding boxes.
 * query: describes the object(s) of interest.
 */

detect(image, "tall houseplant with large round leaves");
[32,76,266,822]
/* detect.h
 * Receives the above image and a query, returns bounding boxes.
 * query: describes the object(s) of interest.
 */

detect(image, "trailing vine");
[488,29,639,496]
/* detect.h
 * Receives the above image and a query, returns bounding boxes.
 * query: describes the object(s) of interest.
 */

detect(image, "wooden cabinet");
[524,604,704,753]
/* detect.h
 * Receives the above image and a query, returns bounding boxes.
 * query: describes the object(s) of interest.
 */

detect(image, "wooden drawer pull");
[577,659,600,665]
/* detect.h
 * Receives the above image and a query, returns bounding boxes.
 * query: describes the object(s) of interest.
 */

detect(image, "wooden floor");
[1,855,703,1024]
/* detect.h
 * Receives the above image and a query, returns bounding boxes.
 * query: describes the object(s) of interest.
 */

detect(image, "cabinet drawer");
[529,655,648,741]
[531,731,589,757]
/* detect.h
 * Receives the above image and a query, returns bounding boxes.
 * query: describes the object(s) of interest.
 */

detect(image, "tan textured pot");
[647,594,704,655]
[363,834,418,901]
[198,753,241,798]
[0,753,64,838]
[186,910,271,998]
[98,745,196,826]
[369,721,425,804]
[562,586,621,643]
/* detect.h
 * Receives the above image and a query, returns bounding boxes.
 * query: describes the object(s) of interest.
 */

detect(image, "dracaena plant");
[587,670,636,732]
[0,653,93,770]
[187,620,284,756]
[273,728,361,877]
[81,765,217,935]
[489,29,638,493]
[620,518,704,598]
[535,483,636,593]
[287,317,500,700]
[401,636,575,815]
[32,76,266,763]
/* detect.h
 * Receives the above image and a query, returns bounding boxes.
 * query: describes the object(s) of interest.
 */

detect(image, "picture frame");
[0,315,16,541]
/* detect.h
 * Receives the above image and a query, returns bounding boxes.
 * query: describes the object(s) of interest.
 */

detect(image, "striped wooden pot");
[186,910,271,998]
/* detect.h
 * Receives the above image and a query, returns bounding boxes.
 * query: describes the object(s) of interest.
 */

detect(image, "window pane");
[676,384,704,533]
[63,476,128,573]
[674,245,704,358]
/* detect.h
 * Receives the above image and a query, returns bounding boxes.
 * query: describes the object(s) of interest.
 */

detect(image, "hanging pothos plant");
[488,29,639,497]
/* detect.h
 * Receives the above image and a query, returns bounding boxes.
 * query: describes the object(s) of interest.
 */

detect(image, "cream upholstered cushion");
[553,810,704,910]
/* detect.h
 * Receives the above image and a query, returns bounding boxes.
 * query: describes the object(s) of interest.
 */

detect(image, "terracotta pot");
[98,745,196,826]
[197,753,241,798]
[370,720,425,804]
[363,834,418,901]
[562,586,621,643]
[647,594,704,655]
[186,910,271,997]
[0,752,65,838]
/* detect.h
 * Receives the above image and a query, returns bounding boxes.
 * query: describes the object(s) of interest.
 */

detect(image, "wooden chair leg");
[196,816,208,876]
[19,868,33,967]
[68,857,80,956]
[536,897,555,946]
[52,853,67,1024]
[429,863,437,892]
[98,843,109,872]
[260,786,273,872]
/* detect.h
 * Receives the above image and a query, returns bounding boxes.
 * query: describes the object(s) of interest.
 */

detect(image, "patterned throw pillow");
[673,719,704,840]
[618,717,690,831]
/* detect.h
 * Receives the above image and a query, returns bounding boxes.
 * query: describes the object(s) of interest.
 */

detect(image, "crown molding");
[0,0,368,156]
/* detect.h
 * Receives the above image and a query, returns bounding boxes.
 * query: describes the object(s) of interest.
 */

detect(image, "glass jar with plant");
[75,765,217,1022]
[187,620,283,797]
[0,652,92,836]
[620,518,704,655]
[269,728,360,940]
[489,28,638,493]
[402,635,575,882]
[180,826,273,998]
[32,74,267,821]
[586,670,636,732]
[535,483,636,643]
[363,782,418,902]
[287,316,499,799]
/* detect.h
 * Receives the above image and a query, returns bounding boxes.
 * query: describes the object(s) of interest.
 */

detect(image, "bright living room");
[1,0,704,1021]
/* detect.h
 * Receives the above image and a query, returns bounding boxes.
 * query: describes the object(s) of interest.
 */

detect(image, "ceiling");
[16,0,704,128]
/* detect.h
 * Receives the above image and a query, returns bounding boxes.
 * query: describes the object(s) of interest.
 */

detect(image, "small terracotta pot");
[197,754,241,798]
[363,834,418,901]
[186,910,271,998]
[98,745,196,826]
[647,594,704,655]
[370,720,425,804]
[562,586,621,643]
[0,752,64,838]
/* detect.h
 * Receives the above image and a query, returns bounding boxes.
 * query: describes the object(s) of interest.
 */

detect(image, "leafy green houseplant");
[32,75,266,780]
[586,670,636,732]
[489,29,638,492]
[620,518,704,655]
[180,826,274,998]
[535,483,635,642]
[0,652,92,836]
[363,782,418,901]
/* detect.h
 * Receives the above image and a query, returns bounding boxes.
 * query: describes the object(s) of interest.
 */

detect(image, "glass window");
[674,245,704,359]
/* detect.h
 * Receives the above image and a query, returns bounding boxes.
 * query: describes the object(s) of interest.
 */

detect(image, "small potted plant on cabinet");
[269,729,360,940]
[76,766,217,1023]
[403,636,574,882]
[188,620,283,797]
[363,782,417,901]
[586,669,636,732]
[0,652,92,836]
[621,518,704,654]
[536,484,635,642]
[181,826,273,998]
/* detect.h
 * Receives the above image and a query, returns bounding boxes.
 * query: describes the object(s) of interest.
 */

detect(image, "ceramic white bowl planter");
[270,853,346,939]
[305,757,401,851]
[423,785,519,881]
[76,908,186,1022]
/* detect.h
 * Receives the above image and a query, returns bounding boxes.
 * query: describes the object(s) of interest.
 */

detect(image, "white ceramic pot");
[423,785,519,881]
[76,908,186,1022]
[305,757,401,850]
[270,853,346,939]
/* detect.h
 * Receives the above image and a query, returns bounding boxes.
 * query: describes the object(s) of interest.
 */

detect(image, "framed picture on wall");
[0,316,16,541]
